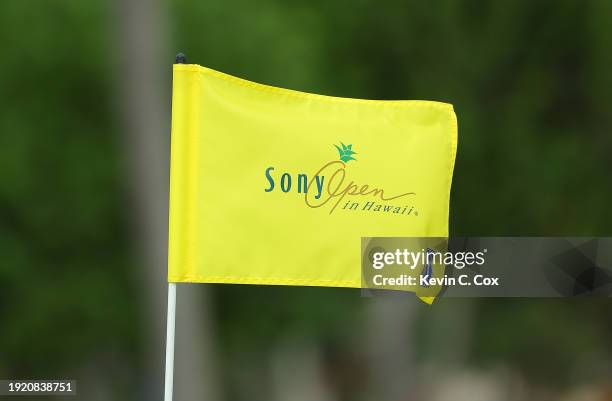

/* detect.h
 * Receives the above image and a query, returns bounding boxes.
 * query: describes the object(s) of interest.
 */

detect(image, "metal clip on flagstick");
[164,52,186,401]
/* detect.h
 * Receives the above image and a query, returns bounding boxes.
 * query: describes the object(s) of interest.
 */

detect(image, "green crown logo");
[334,142,357,163]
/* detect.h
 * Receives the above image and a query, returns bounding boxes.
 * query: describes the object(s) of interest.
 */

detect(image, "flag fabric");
[168,64,457,301]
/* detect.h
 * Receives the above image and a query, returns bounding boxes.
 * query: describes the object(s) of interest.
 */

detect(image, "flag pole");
[164,52,186,401]
[164,282,177,401]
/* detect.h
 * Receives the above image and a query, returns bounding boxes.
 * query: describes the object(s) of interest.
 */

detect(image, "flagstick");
[164,282,177,401]
[165,53,186,401]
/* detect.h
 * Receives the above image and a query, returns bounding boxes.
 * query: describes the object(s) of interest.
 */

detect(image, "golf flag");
[168,64,457,301]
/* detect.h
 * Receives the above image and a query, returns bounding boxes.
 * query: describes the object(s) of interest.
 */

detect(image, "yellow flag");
[168,64,457,300]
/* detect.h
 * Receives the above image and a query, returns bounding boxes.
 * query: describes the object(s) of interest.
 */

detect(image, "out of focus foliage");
[0,0,139,377]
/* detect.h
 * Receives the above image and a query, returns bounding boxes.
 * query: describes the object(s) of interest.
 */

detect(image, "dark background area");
[1,1,611,400]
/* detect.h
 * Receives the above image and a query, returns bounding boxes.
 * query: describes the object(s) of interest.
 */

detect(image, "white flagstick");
[165,53,186,401]
[164,283,177,401]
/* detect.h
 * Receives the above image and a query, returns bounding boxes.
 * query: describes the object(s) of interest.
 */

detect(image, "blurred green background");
[1,0,611,400]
